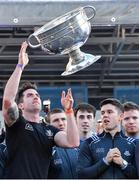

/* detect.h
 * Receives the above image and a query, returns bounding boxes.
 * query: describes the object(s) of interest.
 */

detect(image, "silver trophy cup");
[28,6,101,76]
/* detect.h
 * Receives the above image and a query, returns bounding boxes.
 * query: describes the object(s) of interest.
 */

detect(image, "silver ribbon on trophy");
[27,6,101,76]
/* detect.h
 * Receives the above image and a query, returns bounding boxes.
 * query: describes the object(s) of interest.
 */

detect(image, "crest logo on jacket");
[124,150,131,156]
[45,130,53,139]
[54,159,63,165]
[25,123,34,131]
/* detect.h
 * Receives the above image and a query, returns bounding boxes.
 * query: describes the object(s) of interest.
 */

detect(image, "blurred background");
[0,0,139,113]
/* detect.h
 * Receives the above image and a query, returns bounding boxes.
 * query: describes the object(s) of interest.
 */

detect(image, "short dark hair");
[46,108,65,123]
[74,103,96,118]
[16,81,37,104]
[123,101,139,112]
[100,98,123,113]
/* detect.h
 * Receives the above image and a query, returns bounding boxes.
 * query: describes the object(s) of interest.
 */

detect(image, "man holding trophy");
[2,42,79,179]
[2,5,101,178]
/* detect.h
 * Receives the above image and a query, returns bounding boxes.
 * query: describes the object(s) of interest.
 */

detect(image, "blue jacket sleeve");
[77,140,109,179]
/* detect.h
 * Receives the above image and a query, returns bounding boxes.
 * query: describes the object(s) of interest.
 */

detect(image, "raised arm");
[2,42,29,126]
[54,89,80,147]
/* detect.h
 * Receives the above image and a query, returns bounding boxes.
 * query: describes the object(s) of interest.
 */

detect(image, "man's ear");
[120,113,124,119]
[119,113,124,123]
[18,103,24,111]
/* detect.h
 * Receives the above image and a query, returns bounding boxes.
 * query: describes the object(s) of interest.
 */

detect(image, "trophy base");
[61,53,101,76]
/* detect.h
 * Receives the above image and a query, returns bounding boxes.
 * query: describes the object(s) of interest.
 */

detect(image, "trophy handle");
[27,34,41,48]
[83,6,96,20]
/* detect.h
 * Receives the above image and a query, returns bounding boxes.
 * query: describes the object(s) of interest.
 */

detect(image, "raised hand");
[18,41,29,68]
[61,88,74,110]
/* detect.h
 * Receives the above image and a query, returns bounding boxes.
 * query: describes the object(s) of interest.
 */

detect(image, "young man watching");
[122,101,139,178]
[47,108,78,179]
[74,103,96,141]
[122,101,139,139]
[77,98,137,179]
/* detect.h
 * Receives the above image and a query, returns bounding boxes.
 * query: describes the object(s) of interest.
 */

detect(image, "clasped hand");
[105,147,124,166]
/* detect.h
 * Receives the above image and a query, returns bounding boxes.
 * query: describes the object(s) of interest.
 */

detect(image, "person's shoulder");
[124,136,136,146]
[86,133,101,145]
[127,138,136,148]
[43,124,60,136]
[44,124,58,130]
[119,132,136,147]
[121,131,135,140]
[126,136,136,141]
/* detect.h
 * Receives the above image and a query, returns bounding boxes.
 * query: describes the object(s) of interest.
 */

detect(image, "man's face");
[101,104,121,132]
[49,112,67,131]
[122,110,139,136]
[76,110,95,134]
[19,89,42,113]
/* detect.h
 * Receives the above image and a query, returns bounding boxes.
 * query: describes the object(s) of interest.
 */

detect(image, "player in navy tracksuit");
[48,146,79,179]
[78,131,137,179]
[77,98,137,179]
[122,101,139,178]
[47,103,97,179]
[135,139,139,178]
[47,108,79,179]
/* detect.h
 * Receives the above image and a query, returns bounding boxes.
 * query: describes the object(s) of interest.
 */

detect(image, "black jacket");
[77,131,137,179]
[0,143,7,178]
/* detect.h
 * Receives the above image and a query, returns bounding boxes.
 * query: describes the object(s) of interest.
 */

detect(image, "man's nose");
[102,113,108,118]
[58,119,64,125]
[129,118,134,123]
[83,117,88,123]
[34,95,39,99]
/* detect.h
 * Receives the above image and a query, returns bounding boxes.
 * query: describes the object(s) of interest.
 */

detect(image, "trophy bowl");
[28,6,101,76]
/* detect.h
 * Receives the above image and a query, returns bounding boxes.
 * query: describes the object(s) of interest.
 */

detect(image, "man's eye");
[101,112,104,115]
[61,118,66,121]
[79,116,84,119]
[133,117,138,120]
[27,94,32,97]
[87,115,92,119]
[53,119,58,122]
[124,118,129,121]
[36,94,40,98]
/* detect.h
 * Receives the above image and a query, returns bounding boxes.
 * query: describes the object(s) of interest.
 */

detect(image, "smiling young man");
[2,42,79,179]
[77,98,137,179]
